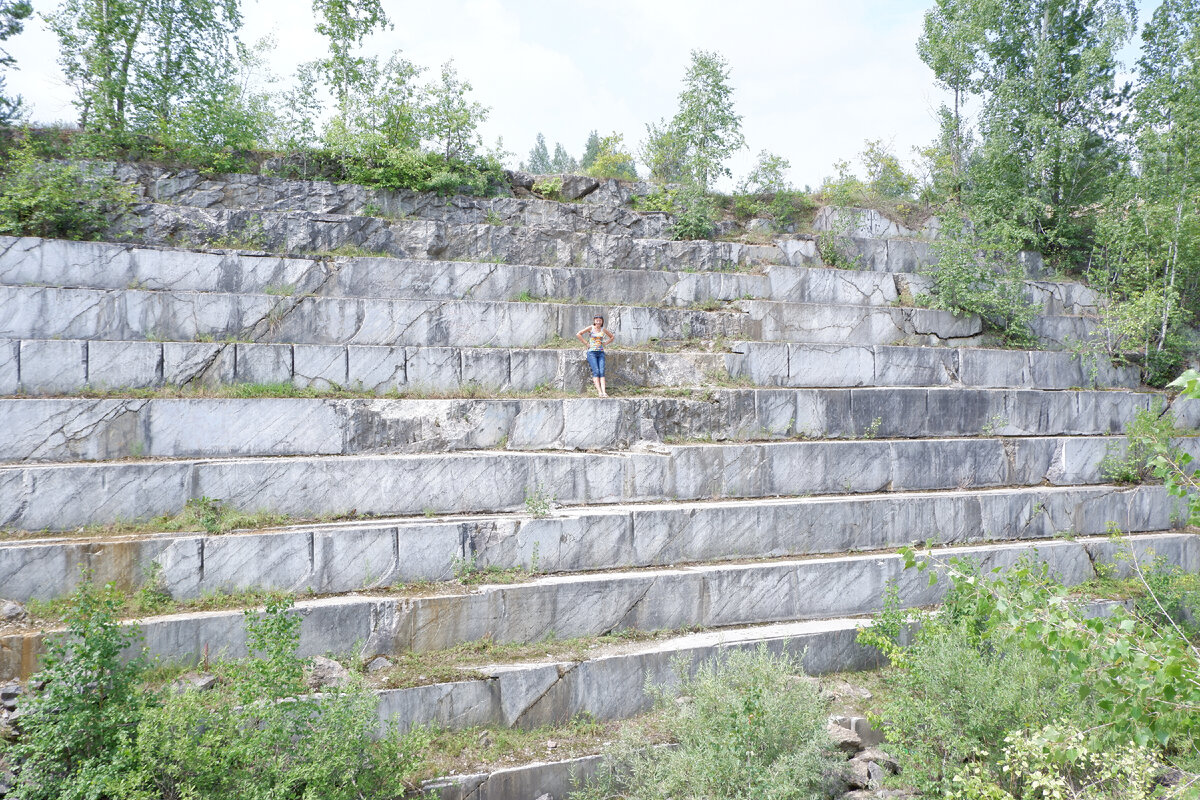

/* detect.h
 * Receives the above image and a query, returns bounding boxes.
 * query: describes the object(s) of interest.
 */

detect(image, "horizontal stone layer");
[2,282,1093,351]
[2,435,1193,530]
[372,597,1139,736]
[0,235,1102,315]
[0,339,736,395]
[117,203,785,272]
[0,285,758,348]
[733,341,1139,389]
[2,387,1184,464]
[0,338,1141,396]
[0,485,1177,603]
[0,533,1188,682]
[125,163,677,238]
[422,752,603,800]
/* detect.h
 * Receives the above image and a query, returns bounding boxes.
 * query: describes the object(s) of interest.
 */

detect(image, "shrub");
[0,134,133,240]
[584,133,636,181]
[346,147,505,195]
[922,216,1038,347]
[119,596,428,799]
[2,578,151,800]
[668,188,716,241]
[948,725,1169,800]
[1099,403,1177,484]
[572,647,844,800]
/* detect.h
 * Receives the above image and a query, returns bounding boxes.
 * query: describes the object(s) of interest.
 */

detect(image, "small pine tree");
[524,131,551,173]
[549,141,577,173]
[580,129,601,170]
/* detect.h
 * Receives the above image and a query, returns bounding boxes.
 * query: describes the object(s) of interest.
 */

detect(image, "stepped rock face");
[0,166,1192,798]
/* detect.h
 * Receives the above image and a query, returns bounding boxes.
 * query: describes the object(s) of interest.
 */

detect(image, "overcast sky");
[3,0,1161,190]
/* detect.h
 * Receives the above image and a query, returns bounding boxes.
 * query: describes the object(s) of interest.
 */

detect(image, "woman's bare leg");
[592,376,603,395]
[599,377,608,397]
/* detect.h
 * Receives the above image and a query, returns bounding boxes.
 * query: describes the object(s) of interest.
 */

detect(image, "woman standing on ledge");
[577,314,615,397]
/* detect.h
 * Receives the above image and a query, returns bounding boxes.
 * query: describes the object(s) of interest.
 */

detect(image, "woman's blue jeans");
[587,350,606,377]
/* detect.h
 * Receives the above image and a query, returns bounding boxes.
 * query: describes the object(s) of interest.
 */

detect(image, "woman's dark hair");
[593,315,604,325]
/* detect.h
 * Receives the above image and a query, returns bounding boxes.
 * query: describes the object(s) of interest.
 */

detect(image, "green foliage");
[738,150,792,195]
[640,117,688,184]
[921,213,1038,347]
[873,620,1078,793]
[311,0,391,112]
[919,0,1135,261]
[669,50,745,190]
[48,0,244,138]
[572,647,844,800]
[579,130,600,171]
[1154,369,1200,526]
[420,60,489,162]
[948,724,1169,800]
[584,132,636,180]
[532,175,563,200]
[120,595,429,800]
[549,141,577,173]
[815,229,861,270]
[524,132,551,173]
[874,545,1200,795]
[817,139,922,223]
[523,484,554,518]
[0,133,133,239]
[1099,403,1178,484]
[344,147,505,195]
[667,187,716,241]
[3,577,150,800]
[0,0,32,125]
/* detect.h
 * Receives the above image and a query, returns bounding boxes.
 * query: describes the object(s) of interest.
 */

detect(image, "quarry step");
[373,597,1135,737]
[0,532,1190,684]
[0,235,1103,315]
[0,484,1178,603]
[118,161,677,238]
[421,752,603,800]
[117,202,786,272]
[0,338,1140,396]
[1,283,1098,351]
[2,435,1195,531]
[734,341,1139,389]
[2,387,1186,464]
[1,338,734,395]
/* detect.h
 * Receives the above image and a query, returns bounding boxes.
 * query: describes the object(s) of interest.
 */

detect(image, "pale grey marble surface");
[1,533,1192,682]
[0,387,1181,464]
[3,435,1198,531]
[0,484,1177,602]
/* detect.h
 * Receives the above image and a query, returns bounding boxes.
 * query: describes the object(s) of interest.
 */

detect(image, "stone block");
[873,345,957,386]
[789,343,874,387]
[235,343,293,384]
[162,342,235,386]
[19,339,87,393]
[347,345,407,392]
[0,339,18,393]
[87,340,162,388]
[461,348,512,390]
[406,347,462,390]
[510,349,561,390]
[959,348,1030,387]
[293,344,347,389]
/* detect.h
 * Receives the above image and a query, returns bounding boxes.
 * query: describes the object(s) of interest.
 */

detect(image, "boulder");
[365,656,394,674]
[827,719,863,754]
[169,672,218,694]
[306,655,352,689]
[555,174,600,201]
[0,601,28,626]
[505,170,535,191]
